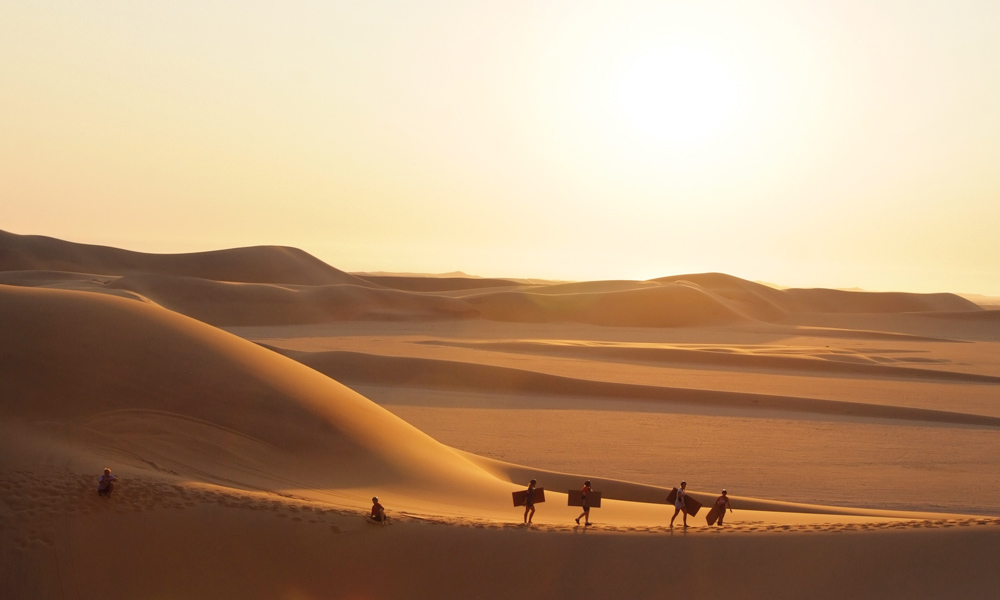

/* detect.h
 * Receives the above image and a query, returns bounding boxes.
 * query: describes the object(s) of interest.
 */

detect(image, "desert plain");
[2,229,999,599]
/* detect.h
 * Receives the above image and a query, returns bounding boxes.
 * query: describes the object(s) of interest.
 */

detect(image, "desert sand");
[2,229,999,599]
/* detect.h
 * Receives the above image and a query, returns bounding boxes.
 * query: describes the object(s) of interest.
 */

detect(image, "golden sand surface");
[2,231,999,598]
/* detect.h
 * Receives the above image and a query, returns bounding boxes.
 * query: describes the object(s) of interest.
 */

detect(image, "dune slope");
[0,284,503,498]
[0,229,373,286]
[466,284,750,327]
[265,348,1000,427]
[655,272,981,315]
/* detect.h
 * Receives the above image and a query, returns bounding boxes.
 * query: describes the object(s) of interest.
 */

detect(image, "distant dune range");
[0,229,375,287]
[356,274,523,292]
[0,230,985,331]
[263,347,1000,427]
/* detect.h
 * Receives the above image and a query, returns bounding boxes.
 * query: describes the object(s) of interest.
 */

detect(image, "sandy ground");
[3,231,999,599]
[234,318,1000,515]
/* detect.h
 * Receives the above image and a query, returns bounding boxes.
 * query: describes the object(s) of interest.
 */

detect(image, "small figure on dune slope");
[370,496,389,524]
[670,481,689,529]
[575,480,593,527]
[524,479,537,525]
[97,468,117,498]
[710,489,733,526]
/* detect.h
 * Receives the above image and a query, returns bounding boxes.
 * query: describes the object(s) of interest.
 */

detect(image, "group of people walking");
[523,479,733,528]
[668,480,732,528]
[99,467,732,529]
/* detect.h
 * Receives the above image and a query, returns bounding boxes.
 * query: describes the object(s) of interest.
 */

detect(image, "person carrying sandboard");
[523,479,539,524]
[707,489,733,526]
[670,481,690,529]
[575,480,593,527]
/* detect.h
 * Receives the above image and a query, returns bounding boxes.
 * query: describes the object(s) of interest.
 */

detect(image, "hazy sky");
[3,1,998,293]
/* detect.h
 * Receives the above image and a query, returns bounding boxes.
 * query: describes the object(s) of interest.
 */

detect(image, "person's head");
[722,489,727,496]
[104,468,111,475]
[584,480,591,487]
[530,479,536,486]
[372,496,379,504]
[680,481,687,488]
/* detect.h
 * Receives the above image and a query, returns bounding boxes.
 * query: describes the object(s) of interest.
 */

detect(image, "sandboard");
[705,503,725,526]
[665,488,703,516]
[512,488,546,507]
[566,490,602,508]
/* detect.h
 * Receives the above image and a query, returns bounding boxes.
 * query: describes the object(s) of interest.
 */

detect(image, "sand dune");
[0,284,504,499]
[356,274,523,291]
[656,272,981,316]
[0,229,373,286]
[0,271,480,326]
[420,339,1000,384]
[654,273,792,320]
[1,233,983,332]
[4,480,996,600]
[5,235,1000,599]
[466,284,750,327]
[263,347,1000,427]
[103,273,480,326]
[780,287,981,313]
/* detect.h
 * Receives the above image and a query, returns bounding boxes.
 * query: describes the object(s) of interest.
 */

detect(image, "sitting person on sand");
[670,481,689,529]
[524,479,537,524]
[370,496,388,523]
[713,489,733,526]
[575,480,592,527]
[97,468,117,497]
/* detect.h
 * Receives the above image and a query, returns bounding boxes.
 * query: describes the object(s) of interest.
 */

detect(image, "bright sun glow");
[617,46,740,143]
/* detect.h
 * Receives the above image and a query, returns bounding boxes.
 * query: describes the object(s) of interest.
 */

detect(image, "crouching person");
[370,496,389,524]
[97,468,117,497]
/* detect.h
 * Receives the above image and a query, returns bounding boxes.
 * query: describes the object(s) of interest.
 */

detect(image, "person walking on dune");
[524,479,538,525]
[712,489,733,526]
[670,481,689,529]
[97,468,117,498]
[575,480,593,527]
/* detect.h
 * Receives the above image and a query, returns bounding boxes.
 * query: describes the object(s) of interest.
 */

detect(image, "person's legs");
[527,505,535,524]
[584,507,591,525]
[682,508,688,528]
[670,507,680,527]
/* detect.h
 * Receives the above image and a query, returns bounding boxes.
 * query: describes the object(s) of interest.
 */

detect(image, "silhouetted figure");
[370,496,388,524]
[670,481,689,528]
[575,480,593,526]
[524,479,537,524]
[97,468,116,497]
[713,489,733,526]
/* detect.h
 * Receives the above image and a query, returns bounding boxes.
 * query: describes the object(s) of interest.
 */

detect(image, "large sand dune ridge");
[0,229,374,286]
